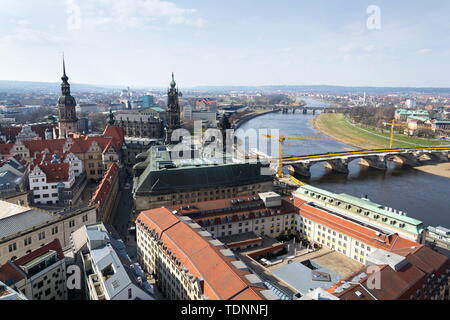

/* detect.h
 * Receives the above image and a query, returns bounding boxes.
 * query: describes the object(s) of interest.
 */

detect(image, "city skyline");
[0,0,450,88]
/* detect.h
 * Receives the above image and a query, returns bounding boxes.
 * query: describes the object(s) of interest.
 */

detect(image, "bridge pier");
[430,152,449,162]
[391,154,421,167]
[302,108,307,114]
[360,156,387,170]
[288,163,312,178]
[325,159,349,174]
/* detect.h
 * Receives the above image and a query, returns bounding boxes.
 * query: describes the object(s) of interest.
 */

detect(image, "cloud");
[72,0,206,29]
[0,28,66,45]
[338,44,357,54]
[416,48,432,55]
[17,19,29,27]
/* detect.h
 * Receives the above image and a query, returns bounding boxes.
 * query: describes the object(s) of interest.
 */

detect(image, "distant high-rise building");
[57,57,78,138]
[142,95,155,108]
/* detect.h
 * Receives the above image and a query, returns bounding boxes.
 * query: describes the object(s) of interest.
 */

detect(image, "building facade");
[132,145,273,213]
[0,200,96,265]
[0,239,67,300]
[166,192,298,240]
[70,223,155,300]
[136,208,277,300]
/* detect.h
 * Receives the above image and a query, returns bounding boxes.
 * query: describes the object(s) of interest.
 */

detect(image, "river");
[236,98,450,228]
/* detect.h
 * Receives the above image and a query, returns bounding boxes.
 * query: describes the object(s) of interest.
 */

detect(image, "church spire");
[60,54,71,96]
[62,53,69,83]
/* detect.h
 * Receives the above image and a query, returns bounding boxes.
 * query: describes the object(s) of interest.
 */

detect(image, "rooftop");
[272,260,341,296]
[295,185,424,235]
[137,208,274,300]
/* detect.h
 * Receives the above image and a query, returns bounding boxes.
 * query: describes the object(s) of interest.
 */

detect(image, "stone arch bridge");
[276,147,450,178]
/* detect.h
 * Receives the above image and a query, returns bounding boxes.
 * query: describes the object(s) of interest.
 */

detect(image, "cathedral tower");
[57,56,78,138]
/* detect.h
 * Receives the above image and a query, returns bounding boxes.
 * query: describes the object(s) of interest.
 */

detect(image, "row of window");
[5,216,88,254]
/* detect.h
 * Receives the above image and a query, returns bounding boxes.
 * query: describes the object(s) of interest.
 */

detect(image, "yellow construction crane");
[383,120,438,148]
[260,134,332,178]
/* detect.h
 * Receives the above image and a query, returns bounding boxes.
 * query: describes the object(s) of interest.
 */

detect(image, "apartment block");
[136,208,279,300]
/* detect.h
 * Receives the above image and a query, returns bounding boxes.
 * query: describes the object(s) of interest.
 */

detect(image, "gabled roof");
[103,125,125,147]
[32,162,70,183]
[22,139,66,157]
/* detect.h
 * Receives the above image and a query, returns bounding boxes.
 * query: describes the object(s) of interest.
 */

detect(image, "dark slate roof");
[134,162,272,195]
[0,209,55,240]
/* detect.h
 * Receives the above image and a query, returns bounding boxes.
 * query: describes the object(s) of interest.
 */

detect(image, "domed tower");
[57,56,78,138]
[164,72,181,144]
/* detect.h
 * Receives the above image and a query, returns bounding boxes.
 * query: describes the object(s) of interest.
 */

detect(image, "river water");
[236,98,450,228]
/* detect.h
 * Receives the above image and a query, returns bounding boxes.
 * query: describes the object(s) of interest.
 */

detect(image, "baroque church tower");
[57,57,78,138]
[164,72,181,144]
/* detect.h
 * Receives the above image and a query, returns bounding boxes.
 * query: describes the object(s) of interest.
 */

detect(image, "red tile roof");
[0,124,57,142]
[22,139,66,157]
[32,162,70,183]
[0,144,13,155]
[91,163,119,209]
[137,208,266,300]
[0,239,64,285]
[103,125,125,147]
[326,245,450,300]
[14,239,64,267]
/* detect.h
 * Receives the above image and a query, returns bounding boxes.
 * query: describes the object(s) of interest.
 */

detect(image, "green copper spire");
[170,72,176,89]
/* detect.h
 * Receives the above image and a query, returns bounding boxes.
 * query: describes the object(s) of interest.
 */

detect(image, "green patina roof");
[133,145,272,195]
[134,162,271,195]
[296,184,424,235]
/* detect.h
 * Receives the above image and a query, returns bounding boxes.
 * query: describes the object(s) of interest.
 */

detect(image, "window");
[52,226,58,235]
[82,215,88,223]
[128,288,132,299]
[38,231,46,240]
[8,243,17,252]
[24,237,32,246]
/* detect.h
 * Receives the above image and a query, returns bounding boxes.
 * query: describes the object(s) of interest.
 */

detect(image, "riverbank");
[414,162,450,179]
[313,113,449,149]
[233,109,278,129]
[313,113,450,179]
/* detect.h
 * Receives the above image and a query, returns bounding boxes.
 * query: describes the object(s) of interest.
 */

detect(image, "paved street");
[111,175,138,261]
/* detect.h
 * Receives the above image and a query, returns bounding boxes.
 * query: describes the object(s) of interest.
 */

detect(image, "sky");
[0,0,449,88]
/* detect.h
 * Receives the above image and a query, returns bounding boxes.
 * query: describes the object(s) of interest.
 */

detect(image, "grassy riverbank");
[314,113,449,149]
[313,113,450,179]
